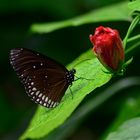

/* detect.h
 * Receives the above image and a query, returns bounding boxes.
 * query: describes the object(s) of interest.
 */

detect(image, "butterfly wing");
[10,48,69,108]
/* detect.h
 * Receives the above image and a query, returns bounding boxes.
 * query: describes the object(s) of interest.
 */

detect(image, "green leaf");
[105,117,140,140]
[102,84,140,140]
[31,1,130,34]
[110,96,140,131]
[43,77,140,140]
[128,0,140,12]
[20,50,111,140]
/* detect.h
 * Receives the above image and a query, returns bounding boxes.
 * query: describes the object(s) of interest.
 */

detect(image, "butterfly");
[10,48,76,108]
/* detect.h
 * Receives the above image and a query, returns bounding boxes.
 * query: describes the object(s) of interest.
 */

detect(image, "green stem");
[126,41,140,54]
[127,34,140,43]
[123,16,140,49]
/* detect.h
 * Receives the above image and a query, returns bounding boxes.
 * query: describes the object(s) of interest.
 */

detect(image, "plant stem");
[126,41,140,54]
[123,16,140,49]
[127,34,140,43]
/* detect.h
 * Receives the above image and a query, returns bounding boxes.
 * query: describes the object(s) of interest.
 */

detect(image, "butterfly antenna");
[75,75,94,81]
[71,59,94,81]
[72,58,91,68]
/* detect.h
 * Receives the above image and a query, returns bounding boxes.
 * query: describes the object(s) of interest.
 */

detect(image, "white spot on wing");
[33,66,36,69]
[11,58,15,61]
[38,93,43,97]
[31,82,34,85]
[45,97,48,102]
[30,92,34,95]
[48,99,51,104]
[53,102,57,108]
[42,95,45,100]
[35,91,40,96]
[50,101,54,108]
[32,87,37,91]
[51,101,54,106]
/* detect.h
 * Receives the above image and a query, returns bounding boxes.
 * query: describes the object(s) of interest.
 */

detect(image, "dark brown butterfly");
[10,48,76,108]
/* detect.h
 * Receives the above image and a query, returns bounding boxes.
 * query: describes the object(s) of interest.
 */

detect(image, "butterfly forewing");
[10,48,71,108]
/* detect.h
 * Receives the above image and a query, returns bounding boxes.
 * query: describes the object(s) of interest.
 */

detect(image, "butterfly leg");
[69,86,73,99]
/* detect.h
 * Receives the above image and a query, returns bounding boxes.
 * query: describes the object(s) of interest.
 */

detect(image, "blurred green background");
[0,0,140,140]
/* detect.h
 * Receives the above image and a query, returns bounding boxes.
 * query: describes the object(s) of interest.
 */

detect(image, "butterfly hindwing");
[10,48,71,108]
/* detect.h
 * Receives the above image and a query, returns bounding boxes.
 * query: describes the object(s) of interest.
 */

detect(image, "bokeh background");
[0,0,140,140]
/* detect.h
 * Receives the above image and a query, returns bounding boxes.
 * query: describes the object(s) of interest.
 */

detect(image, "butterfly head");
[66,69,76,85]
[70,68,76,74]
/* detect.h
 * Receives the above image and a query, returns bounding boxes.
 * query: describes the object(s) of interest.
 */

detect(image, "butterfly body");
[10,48,76,108]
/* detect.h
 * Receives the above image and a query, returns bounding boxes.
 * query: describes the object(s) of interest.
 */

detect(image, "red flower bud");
[90,26,124,72]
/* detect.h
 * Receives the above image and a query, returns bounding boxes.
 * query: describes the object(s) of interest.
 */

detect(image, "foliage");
[31,1,130,34]
[106,117,140,140]
[0,0,140,140]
